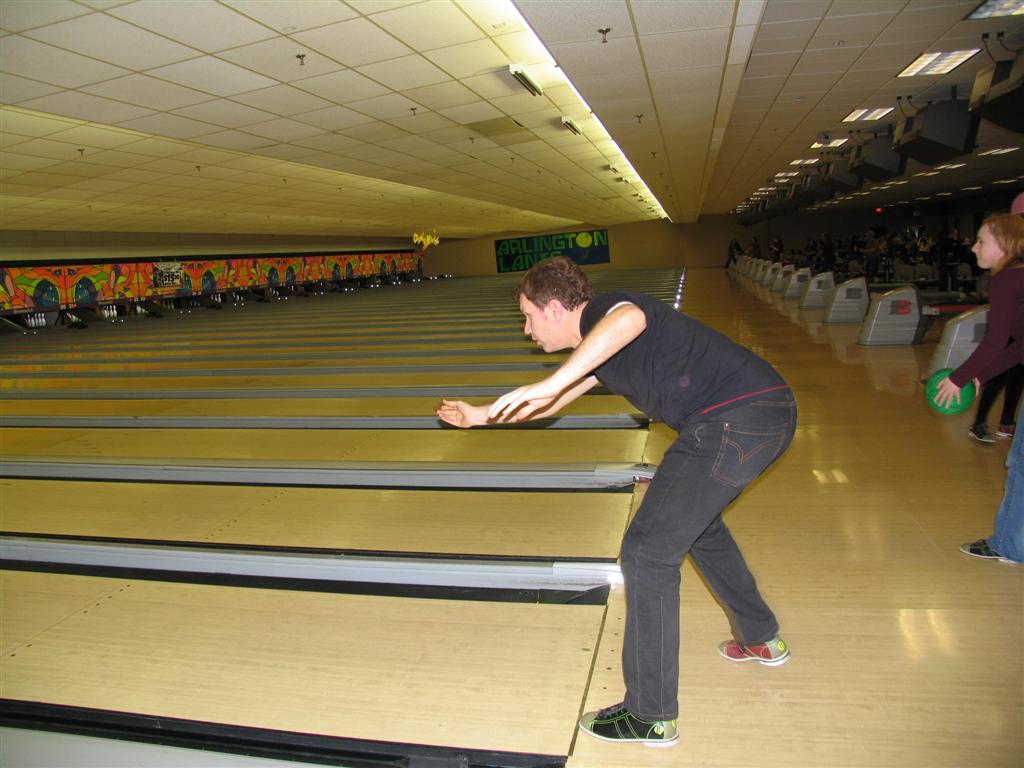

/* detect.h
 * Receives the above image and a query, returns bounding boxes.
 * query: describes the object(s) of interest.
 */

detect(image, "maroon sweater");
[950,265,1024,387]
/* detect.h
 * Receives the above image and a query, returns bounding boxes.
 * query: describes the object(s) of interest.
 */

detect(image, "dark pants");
[621,392,797,721]
[974,365,1024,428]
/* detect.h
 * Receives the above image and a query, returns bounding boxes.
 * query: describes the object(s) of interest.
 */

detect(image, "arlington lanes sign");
[495,229,610,273]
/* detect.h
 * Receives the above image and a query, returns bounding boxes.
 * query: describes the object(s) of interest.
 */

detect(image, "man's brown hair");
[514,256,594,310]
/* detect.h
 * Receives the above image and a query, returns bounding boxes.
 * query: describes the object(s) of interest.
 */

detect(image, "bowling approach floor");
[1,267,1021,768]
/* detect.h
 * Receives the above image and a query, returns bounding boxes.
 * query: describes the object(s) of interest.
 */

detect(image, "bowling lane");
[0,394,638,418]
[1,339,541,362]
[0,570,604,756]
[1,351,564,374]
[0,369,551,392]
[1,479,628,560]
[2,427,648,463]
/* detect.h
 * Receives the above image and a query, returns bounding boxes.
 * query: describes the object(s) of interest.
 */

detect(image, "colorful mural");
[0,251,417,315]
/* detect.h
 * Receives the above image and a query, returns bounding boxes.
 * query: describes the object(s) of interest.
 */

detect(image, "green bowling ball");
[925,368,976,415]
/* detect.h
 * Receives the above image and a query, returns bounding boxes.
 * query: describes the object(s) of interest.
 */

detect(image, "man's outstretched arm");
[488,303,646,422]
[436,375,601,428]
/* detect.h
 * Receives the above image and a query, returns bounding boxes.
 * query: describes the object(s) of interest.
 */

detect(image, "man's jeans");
[621,392,797,721]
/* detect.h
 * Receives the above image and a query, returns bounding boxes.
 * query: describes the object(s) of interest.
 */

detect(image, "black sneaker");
[996,424,1015,439]
[968,424,995,444]
[960,539,1002,559]
[578,703,678,748]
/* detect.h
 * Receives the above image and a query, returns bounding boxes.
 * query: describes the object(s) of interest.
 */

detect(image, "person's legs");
[997,365,1024,433]
[617,396,796,722]
[969,369,1005,443]
[988,409,1024,563]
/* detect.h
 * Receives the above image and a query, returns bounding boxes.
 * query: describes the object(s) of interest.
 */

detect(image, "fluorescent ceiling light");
[898,50,980,77]
[961,186,983,190]
[937,192,953,196]
[560,116,582,135]
[967,0,1024,19]
[775,171,800,177]
[843,107,894,122]
[935,162,966,169]
[994,178,1018,184]
[915,171,941,177]
[509,64,543,96]
[789,158,820,166]
[978,146,1020,155]
[811,138,848,149]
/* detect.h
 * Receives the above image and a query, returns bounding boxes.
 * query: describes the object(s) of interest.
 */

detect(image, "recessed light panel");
[811,138,848,149]
[978,146,1020,155]
[843,107,894,122]
[967,0,1024,19]
[898,50,980,77]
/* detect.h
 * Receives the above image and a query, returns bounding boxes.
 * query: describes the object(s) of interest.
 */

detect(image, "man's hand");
[487,378,563,422]
[436,399,490,428]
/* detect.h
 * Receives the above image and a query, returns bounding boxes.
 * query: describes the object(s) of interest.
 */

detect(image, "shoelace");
[596,703,629,719]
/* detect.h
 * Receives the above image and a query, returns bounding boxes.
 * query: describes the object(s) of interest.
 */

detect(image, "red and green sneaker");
[578,703,678,748]
[718,635,790,666]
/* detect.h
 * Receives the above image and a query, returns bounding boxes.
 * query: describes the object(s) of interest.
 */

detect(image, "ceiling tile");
[0,35,129,88]
[292,105,374,130]
[643,28,733,71]
[385,111,458,134]
[437,100,504,125]
[19,91,155,123]
[371,1,484,50]
[344,92,425,120]
[0,0,92,33]
[549,37,643,78]
[631,0,735,33]
[491,29,552,64]
[400,80,481,110]
[0,73,65,102]
[171,100,278,128]
[232,84,334,116]
[219,37,346,82]
[222,0,358,33]
[82,74,214,110]
[292,133,365,152]
[356,54,451,91]
[760,0,830,24]
[23,13,199,69]
[650,67,723,97]
[292,69,391,103]
[116,113,221,140]
[423,38,510,79]
[108,0,276,53]
[292,17,412,67]
[338,120,410,143]
[193,130,274,150]
[243,117,325,141]
[148,57,278,96]
[513,1,634,46]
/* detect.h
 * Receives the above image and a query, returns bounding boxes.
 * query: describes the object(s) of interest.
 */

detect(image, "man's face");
[519,294,569,352]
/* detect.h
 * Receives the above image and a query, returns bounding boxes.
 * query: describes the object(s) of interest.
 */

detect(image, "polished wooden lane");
[1,479,628,560]
[568,268,1021,768]
[0,394,638,418]
[2,426,647,463]
[1,570,604,756]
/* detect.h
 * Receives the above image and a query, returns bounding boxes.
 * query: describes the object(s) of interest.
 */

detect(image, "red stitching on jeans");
[699,385,790,416]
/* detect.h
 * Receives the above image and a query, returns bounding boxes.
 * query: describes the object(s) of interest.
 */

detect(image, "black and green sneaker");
[578,703,678,748]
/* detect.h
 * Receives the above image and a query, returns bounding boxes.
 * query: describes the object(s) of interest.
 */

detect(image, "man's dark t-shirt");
[580,292,788,430]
